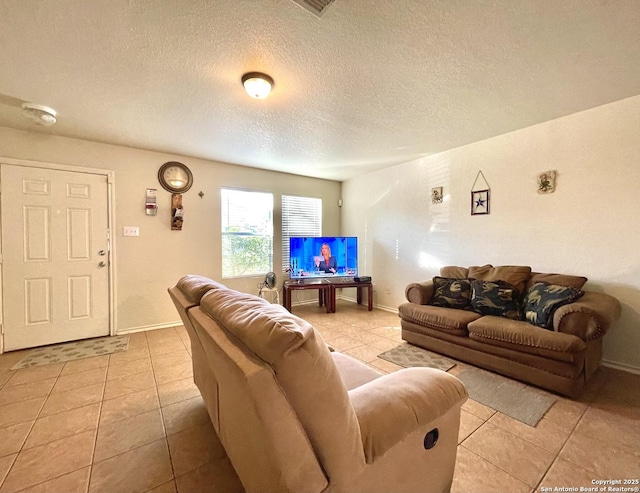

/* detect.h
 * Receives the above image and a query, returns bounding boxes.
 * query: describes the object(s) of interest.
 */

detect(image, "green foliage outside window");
[222,232,273,277]
[221,189,273,278]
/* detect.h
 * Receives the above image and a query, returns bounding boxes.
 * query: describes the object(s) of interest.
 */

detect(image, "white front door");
[1,164,111,351]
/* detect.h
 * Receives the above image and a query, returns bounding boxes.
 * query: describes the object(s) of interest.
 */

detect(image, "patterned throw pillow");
[470,279,522,320]
[428,277,472,310]
[524,282,584,330]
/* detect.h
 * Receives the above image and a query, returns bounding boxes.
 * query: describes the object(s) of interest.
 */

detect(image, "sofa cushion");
[470,279,522,320]
[440,266,469,279]
[527,273,588,291]
[467,316,586,362]
[524,282,584,330]
[398,303,481,336]
[428,277,472,310]
[468,265,532,294]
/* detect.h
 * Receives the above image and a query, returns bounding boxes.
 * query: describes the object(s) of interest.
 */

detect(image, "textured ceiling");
[0,0,638,181]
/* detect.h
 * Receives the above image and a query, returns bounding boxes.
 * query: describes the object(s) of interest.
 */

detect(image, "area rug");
[378,343,457,372]
[378,343,556,426]
[11,335,129,370]
[455,367,557,426]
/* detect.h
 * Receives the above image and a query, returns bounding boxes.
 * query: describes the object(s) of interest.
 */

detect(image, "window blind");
[281,195,322,272]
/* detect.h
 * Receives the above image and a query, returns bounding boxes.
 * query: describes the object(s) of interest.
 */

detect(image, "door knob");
[98,261,107,268]
[98,250,106,256]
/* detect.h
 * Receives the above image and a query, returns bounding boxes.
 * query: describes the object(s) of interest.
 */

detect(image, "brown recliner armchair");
[170,275,468,493]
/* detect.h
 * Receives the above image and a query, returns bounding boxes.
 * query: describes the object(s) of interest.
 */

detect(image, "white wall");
[342,96,640,371]
[0,128,341,334]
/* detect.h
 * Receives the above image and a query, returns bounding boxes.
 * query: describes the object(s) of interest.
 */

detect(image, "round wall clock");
[158,161,193,193]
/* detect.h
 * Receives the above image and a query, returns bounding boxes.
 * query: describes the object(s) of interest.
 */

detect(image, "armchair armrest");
[405,280,435,304]
[554,291,622,341]
[349,368,467,464]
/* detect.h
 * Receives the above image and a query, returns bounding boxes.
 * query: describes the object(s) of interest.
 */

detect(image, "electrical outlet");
[123,226,139,237]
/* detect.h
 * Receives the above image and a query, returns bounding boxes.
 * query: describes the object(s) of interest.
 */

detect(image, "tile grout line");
[1,361,93,493]
[86,352,111,493]
[458,444,532,489]
[149,330,177,490]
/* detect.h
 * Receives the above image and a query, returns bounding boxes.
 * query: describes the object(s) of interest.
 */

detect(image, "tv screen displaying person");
[314,243,337,273]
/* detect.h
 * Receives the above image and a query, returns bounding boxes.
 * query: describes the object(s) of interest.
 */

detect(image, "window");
[282,195,322,271]
[221,188,273,278]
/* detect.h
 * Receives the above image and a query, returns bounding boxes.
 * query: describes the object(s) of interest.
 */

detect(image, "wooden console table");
[282,280,333,313]
[282,279,373,313]
[329,280,373,311]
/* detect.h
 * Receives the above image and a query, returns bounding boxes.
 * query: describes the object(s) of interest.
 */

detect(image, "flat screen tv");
[288,236,358,280]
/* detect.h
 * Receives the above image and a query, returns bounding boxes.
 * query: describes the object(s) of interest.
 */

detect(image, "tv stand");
[329,279,373,311]
[282,279,372,313]
[282,279,333,313]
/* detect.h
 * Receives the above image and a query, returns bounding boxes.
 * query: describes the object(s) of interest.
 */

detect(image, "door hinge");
[0,324,3,335]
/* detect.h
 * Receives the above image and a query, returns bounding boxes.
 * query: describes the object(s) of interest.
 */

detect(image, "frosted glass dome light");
[242,72,274,99]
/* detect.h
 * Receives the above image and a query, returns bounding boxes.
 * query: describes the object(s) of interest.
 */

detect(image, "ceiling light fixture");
[21,103,57,126]
[242,72,274,99]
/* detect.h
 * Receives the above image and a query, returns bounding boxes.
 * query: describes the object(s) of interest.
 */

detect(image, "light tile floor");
[0,299,638,493]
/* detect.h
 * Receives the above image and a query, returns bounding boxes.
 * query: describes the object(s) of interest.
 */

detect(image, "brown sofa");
[398,265,622,398]
[169,275,468,493]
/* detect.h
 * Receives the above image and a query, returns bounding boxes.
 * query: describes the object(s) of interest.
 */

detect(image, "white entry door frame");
[0,157,116,354]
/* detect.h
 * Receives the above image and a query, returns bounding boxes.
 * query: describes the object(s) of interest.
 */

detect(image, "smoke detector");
[21,103,57,127]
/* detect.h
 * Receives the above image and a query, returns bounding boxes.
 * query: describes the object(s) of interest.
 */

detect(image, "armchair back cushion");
[199,288,366,484]
[188,306,328,493]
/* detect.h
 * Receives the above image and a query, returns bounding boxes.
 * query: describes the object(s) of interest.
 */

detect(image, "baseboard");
[117,321,183,335]
[336,294,398,313]
[601,359,640,375]
[372,303,399,314]
[290,298,319,307]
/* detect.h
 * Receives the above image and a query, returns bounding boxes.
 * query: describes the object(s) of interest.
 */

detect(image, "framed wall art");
[431,187,443,204]
[471,190,490,215]
[537,170,556,194]
[471,170,490,215]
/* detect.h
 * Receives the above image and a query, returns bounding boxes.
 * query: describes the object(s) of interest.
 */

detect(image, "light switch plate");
[123,226,139,237]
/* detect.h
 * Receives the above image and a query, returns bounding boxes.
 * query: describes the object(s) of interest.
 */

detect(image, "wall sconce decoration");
[171,194,184,230]
[537,170,556,194]
[145,188,158,215]
[431,187,443,204]
[471,170,490,215]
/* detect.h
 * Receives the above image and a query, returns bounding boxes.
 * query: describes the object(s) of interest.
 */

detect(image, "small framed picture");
[431,187,443,204]
[471,189,490,215]
[537,170,556,194]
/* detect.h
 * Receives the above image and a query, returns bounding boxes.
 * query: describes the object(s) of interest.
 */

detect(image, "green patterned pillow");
[524,282,584,329]
[428,277,472,310]
[470,279,522,320]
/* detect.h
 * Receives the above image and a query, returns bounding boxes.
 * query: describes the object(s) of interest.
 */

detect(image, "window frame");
[220,187,274,279]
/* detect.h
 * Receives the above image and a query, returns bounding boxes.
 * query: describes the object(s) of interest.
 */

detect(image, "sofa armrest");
[348,368,467,464]
[554,291,622,341]
[405,280,434,304]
